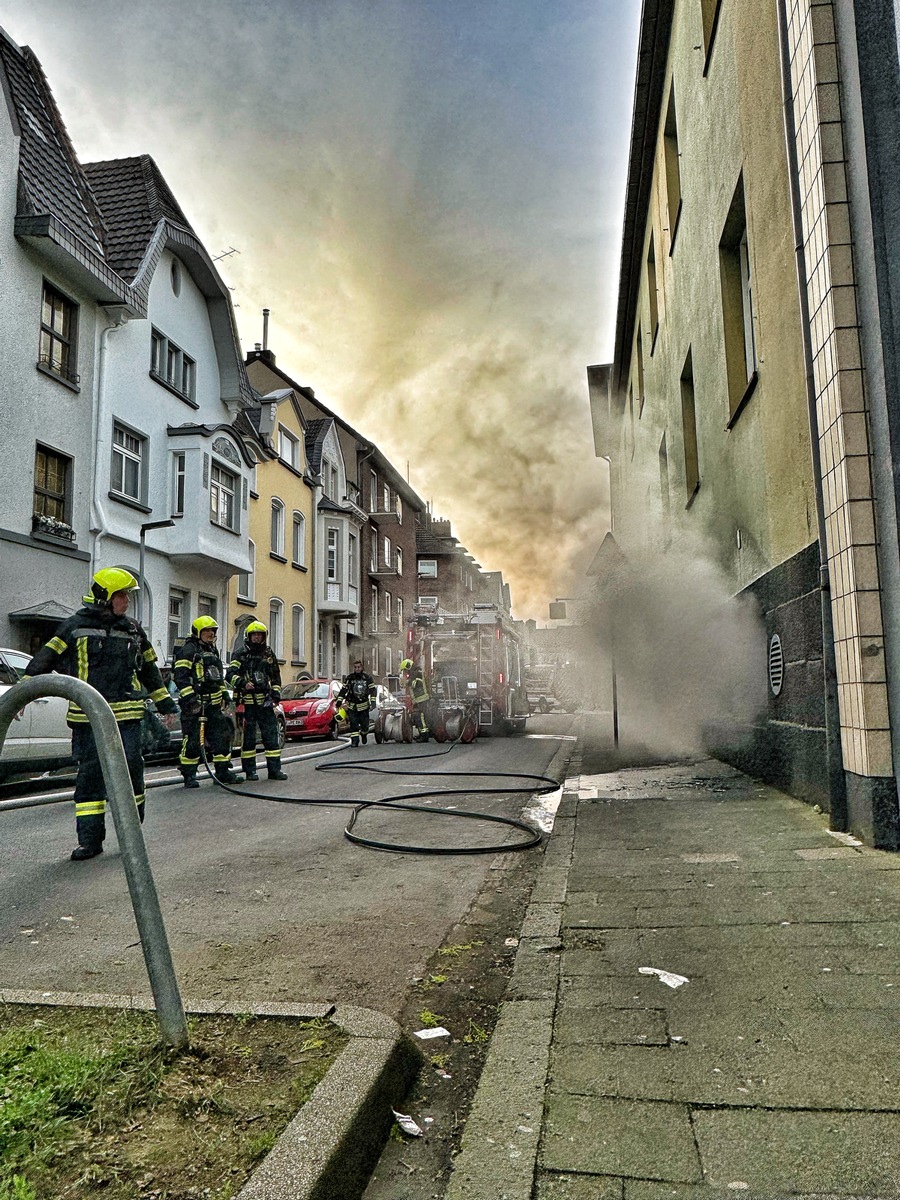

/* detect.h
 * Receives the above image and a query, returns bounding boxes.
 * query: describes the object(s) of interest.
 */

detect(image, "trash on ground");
[505,937,519,947]
[392,1109,424,1137]
[414,1026,451,1039]
[639,966,690,988]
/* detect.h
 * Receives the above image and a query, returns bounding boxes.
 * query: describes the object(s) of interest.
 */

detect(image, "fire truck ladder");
[477,625,496,728]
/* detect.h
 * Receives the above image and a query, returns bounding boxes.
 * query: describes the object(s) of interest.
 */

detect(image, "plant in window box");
[32,512,75,541]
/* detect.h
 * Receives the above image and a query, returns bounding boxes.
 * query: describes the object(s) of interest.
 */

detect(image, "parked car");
[0,647,74,781]
[281,679,341,740]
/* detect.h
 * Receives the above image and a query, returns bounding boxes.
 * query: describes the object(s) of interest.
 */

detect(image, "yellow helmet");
[191,615,219,637]
[245,621,268,646]
[86,567,138,606]
[399,658,414,671]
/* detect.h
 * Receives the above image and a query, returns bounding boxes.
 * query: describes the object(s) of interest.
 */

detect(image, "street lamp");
[138,520,176,626]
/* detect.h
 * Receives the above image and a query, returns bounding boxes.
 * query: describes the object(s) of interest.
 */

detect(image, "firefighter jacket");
[338,671,376,712]
[25,603,173,727]
[408,671,429,705]
[173,637,229,711]
[226,646,282,707]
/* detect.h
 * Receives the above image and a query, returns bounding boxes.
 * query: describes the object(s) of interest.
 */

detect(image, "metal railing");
[0,675,188,1048]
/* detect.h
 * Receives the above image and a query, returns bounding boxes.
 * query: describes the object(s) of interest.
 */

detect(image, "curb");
[0,988,422,1200]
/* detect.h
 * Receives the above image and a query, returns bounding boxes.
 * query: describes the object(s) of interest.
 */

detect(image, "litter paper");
[639,966,690,988]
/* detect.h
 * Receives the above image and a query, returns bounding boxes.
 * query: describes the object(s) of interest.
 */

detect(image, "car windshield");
[281,681,330,700]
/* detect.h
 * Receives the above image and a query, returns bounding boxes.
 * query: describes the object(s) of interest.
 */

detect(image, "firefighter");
[24,567,178,860]
[227,621,287,781]
[173,616,242,787]
[400,658,430,741]
[338,658,376,747]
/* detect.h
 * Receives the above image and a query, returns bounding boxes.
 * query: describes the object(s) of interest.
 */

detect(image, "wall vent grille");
[768,633,784,696]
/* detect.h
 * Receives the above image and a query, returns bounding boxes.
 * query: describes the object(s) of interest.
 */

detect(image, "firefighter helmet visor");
[246,622,268,636]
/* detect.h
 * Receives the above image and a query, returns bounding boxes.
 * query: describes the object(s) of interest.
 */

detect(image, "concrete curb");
[0,988,422,1200]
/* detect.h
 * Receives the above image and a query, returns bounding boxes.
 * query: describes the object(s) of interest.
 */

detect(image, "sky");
[3,0,641,622]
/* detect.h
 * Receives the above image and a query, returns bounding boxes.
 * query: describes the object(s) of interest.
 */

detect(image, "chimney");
[262,308,270,351]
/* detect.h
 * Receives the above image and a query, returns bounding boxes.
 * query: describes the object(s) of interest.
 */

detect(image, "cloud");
[3,0,639,619]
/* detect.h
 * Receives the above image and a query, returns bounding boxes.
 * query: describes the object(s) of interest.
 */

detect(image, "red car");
[280,679,342,740]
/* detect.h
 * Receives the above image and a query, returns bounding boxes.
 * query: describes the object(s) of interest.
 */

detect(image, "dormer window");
[151,328,196,404]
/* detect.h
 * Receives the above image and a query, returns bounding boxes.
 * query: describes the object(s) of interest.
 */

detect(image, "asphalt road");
[0,720,574,1017]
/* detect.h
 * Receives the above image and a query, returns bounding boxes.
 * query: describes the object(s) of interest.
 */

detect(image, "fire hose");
[200,732,553,855]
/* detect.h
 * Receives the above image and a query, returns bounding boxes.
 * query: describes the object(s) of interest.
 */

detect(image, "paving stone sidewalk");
[446,754,900,1200]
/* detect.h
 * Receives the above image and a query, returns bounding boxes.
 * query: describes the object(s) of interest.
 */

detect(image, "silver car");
[0,647,74,781]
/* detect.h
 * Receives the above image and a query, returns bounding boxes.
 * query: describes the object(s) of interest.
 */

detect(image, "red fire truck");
[405,602,529,739]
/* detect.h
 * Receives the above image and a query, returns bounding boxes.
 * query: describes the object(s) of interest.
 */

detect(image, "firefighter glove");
[180,697,202,717]
[157,697,179,717]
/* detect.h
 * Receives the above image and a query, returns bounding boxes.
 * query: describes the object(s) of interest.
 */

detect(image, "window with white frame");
[385,590,392,622]
[269,598,284,658]
[396,597,404,629]
[348,532,358,585]
[418,559,437,578]
[237,540,255,601]
[278,426,301,470]
[327,528,339,581]
[292,511,305,566]
[382,483,390,512]
[111,422,146,502]
[39,280,78,384]
[151,327,196,402]
[371,643,379,675]
[210,462,237,530]
[385,647,392,675]
[369,470,378,512]
[168,588,188,661]
[383,536,392,570]
[317,620,326,676]
[396,547,403,576]
[371,584,378,631]
[271,498,285,556]
[292,604,305,662]
[370,532,378,572]
[171,451,186,516]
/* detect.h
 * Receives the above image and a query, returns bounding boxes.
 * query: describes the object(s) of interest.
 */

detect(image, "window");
[385,647,392,675]
[170,257,182,296]
[290,512,305,566]
[371,643,379,676]
[210,462,238,530]
[237,540,256,601]
[418,596,438,608]
[369,470,378,512]
[292,605,306,662]
[330,464,338,500]
[370,533,378,572]
[397,597,404,627]
[33,445,70,523]
[396,547,403,576]
[664,86,682,250]
[647,233,659,352]
[371,584,378,631]
[680,349,700,501]
[150,328,196,402]
[111,422,146,502]
[720,176,758,420]
[171,451,186,516]
[383,483,391,512]
[269,599,284,659]
[270,499,285,556]
[385,591,392,621]
[327,528,339,581]
[278,426,301,470]
[317,620,326,677]
[348,532,358,584]
[39,281,78,384]
[418,559,437,578]
[383,536,392,570]
[198,593,217,620]
[168,588,188,661]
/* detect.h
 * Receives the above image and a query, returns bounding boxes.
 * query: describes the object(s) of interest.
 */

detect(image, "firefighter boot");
[71,843,104,861]
[181,767,200,789]
[215,762,243,785]
[241,757,259,781]
[267,755,288,781]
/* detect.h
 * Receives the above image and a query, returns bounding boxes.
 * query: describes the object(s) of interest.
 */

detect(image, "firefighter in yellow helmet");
[25,567,178,860]
[400,658,431,741]
[172,615,242,787]
[226,621,287,780]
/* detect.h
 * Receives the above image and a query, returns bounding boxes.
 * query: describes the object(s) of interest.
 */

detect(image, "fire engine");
[405,602,529,740]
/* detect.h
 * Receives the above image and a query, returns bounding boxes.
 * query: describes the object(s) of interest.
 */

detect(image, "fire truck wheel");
[433,725,449,743]
[401,712,414,743]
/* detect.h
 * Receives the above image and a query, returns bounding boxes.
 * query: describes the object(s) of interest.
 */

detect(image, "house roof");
[0,28,107,256]
[416,533,459,555]
[82,155,194,283]
[304,418,333,476]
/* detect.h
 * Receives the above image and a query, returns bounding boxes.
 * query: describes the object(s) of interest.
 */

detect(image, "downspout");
[776,0,848,826]
[90,310,129,574]
[310,475,321,676]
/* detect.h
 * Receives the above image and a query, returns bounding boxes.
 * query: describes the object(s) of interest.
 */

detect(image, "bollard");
[0,675,188,1049]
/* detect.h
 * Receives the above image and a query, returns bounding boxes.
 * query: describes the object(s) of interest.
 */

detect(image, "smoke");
[575,526,768,759]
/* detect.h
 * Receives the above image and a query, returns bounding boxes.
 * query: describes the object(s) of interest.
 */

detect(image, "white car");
[0,647,74,780]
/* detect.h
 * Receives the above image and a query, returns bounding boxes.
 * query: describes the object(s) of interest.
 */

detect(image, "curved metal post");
[0,675,188,1048]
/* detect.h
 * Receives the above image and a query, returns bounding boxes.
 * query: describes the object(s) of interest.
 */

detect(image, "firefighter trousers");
[347,705,370,745]
[179,705,233,774]
[240,704,281,769]
[72,721,144,850]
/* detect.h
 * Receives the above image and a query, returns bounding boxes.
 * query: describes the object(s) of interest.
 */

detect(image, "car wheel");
[328,720,338,740]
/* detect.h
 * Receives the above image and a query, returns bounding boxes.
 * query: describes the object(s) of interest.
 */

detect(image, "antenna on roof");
[213,246,241,261]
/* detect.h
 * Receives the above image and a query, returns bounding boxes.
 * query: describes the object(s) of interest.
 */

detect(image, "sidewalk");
[445,742,900,1199]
